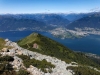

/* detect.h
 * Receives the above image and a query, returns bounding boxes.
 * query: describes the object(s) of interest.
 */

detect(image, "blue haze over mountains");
[67,13,100,29]
[0,14,70,31]
[0,12,100,55]
[0,12,99,31]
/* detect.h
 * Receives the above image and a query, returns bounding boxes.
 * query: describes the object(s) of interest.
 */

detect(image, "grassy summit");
[17,32,100,69]
[18,33,75,62]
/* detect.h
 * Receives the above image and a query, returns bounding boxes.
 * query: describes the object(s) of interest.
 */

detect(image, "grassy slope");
[17,33,100,70]
[0,38,5,50]
[67,66,100,75]
[17,55,55,73]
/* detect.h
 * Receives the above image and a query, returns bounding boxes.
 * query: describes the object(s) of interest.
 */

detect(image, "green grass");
[0,56,16,75]
[0,38,5,50]
[18,33,40,46]
[17,55,55,73]
[17,32,100,71]
[67,66,100,75]
[17,69,29,75]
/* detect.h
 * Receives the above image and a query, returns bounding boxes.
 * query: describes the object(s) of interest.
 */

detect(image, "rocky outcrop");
[2,39,78,75]
[10,56,23,70]
[2,48,8,52]
[0,39,100,75]
[27,65,44,75]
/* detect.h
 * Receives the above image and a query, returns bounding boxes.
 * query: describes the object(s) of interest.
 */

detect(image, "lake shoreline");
[0,31,100,55]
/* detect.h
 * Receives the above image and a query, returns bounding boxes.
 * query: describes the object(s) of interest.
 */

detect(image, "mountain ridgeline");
[59,13,92,22]
[0,14,70,31]
[67,13,100,29]
[0,15,47,31]
[32,14,70,26]
[17,33,100,69]
[1,13,100,31]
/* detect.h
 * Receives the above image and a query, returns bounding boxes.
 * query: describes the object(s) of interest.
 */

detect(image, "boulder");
[17,50,23,55]
[2,48,9,52]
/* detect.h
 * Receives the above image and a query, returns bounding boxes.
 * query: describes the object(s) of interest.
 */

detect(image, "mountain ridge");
[0,14,70,31]
[67,13,100,29]
[0,32,100,75]
[17,32,100,68]
[0,15,47,31]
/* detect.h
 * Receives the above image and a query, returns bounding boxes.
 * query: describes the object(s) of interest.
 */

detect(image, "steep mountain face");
[0,15,47,31]
[17,33,100,69]
[66,13,100,29]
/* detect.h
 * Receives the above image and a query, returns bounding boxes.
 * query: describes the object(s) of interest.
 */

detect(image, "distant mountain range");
[0,15,47,31]
[22,14,70,26]
[0,12,100,32]
[59,13,91,21]
[44,12,100,39]
[67,13,100,29]
[9,14,70,25]
[0,14,70,31]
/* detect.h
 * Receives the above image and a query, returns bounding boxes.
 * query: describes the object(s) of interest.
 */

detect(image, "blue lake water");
[0,31,100,55]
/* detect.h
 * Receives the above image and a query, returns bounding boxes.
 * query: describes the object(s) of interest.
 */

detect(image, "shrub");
[17,69,29,75]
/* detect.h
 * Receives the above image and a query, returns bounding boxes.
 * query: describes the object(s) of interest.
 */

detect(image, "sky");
[0,0,100,14]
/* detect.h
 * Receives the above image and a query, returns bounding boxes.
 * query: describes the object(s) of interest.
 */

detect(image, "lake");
[0,31,100,55]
